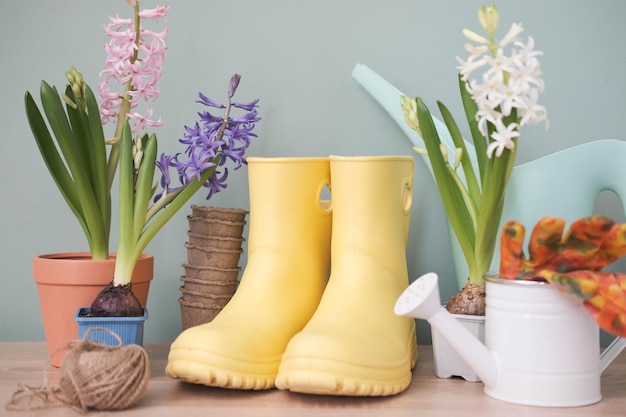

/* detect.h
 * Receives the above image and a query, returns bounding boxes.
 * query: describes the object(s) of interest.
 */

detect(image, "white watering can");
[395,272,626,407]
[353,64,626,406]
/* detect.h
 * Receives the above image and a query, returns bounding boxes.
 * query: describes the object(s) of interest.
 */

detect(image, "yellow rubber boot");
[275,155,417,396]
[166,157,332,389]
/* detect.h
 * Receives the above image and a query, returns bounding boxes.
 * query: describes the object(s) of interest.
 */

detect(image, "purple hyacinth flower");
[197,92,225,109]
[205,168,229,198]
[155,74,260,204]
[155,152,174,190]
[228,74,241,98]
[232,99,259,111]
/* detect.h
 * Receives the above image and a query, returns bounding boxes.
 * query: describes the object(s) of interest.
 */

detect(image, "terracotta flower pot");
[33,252,153,367]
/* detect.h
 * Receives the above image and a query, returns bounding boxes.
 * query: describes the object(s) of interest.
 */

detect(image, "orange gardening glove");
[538,269,626,337]
[499,215,626,337]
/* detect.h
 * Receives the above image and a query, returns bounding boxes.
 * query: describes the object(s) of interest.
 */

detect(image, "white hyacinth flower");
[486,118,519,158]
[457,19,548,159]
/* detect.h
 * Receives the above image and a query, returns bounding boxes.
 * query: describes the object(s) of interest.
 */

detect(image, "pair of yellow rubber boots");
[166,155,417,396]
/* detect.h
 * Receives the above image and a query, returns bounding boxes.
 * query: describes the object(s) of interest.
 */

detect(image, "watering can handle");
[600,337,626,372]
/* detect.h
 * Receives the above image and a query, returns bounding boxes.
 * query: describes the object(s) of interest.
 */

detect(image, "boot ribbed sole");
[275,358,412,396]
[276,370,411,396]
[275,332,418,396]
[166,348,280,390]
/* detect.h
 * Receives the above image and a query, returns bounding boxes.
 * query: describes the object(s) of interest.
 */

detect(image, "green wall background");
[1,0,625,345]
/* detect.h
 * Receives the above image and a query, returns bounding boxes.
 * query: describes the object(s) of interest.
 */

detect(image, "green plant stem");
[471,136,517,285]
[113,122,136,285]
[133,134,157,243]
[115,165,217,285]
[446,164,478,233]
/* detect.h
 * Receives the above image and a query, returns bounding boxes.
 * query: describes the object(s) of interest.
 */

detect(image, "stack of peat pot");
[179,205,248,329]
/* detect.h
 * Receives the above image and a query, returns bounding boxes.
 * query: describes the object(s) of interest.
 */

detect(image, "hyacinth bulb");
[90,282,144,317]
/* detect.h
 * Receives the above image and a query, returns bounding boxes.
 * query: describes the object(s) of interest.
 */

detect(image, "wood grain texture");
[1,343,625,416]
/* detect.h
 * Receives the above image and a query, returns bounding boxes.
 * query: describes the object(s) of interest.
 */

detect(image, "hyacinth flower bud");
[439,143,448,163]
[462,28,488,45]
[228,74,241,98]
[62,67,87,110]
[412,146,428,156]
[132,137,143,171]
[454,148,463,169]
[65,69,76,85]
[65,67,85,101]
[478,5,499,37]
[400,95,421,136]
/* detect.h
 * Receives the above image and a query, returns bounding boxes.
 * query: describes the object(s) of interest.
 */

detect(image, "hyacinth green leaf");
[114,122,136,285]
[24,91,87,233]
[64,86,92,183]
[64,86,105,229]
[473,112,518,279]
[458,75,487,180]
[437,100,481,210]
[132,157,220,271]
[27,83,109,259]
[84,84,110,235]
[133,133,157,243]
[39,81,108,258]
[39,82,85,180]
[416,97,476,269]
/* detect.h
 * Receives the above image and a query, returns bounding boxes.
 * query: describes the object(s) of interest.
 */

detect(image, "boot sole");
[275,359,412,396]
[166,348,279,390]
[275,334,418,396]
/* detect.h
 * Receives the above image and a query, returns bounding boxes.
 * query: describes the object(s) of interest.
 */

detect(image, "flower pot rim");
[186,216,246,226]
[35,252,154,263]
[33,252,154,285]
[75,307,149,323]
[186,231,245,241]
[184,244,243,254]
[180,276,238,285]
[450,312,485,322]
[442,304,486,321]
[485,274,551,287]
[178,297,224,309]
[190,204,249,214]
[181,263,241,272]
[179,286,233,297]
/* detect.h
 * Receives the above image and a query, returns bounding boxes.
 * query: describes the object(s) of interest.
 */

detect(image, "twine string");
[5,327,149,413]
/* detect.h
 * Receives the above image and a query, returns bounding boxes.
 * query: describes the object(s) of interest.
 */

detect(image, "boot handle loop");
[402,174,413,215]
[317,178,332,214]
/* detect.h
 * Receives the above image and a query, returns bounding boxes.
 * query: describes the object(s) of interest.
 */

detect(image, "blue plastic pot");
[75,307,148,346]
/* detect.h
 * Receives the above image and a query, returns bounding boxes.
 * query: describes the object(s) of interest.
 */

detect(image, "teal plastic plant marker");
[351,64,626,284]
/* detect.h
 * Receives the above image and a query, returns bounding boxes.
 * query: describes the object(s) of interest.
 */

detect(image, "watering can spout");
[394,273,498,388]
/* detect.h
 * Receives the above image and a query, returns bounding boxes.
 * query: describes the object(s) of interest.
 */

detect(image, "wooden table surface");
[1,343,625,416]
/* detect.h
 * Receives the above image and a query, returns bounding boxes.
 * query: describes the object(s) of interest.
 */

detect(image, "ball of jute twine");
[5,328,150,413]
